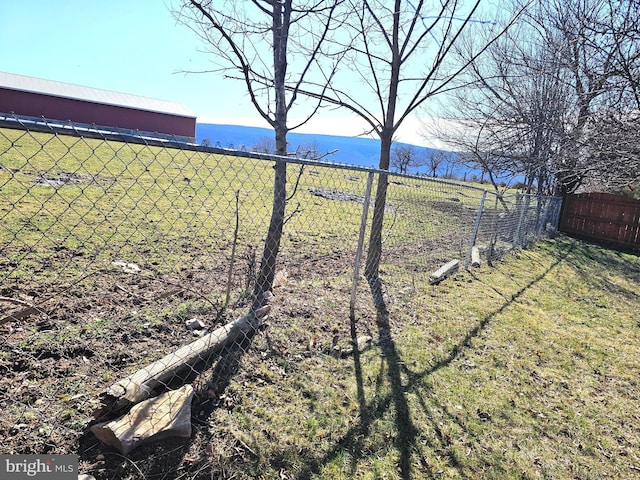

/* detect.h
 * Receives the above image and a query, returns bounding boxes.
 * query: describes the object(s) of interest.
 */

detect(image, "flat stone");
[91,384,194,454]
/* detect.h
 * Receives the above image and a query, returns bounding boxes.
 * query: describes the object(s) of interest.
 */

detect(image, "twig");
[174,462,213,480]
[225,190,241,308]
[0,296,34,307]
[159,280,218,310]
[283,202,302,226]
[104,452,145,478]
[0,297,41,325]
[285,164,305,202]
[236,437,258,458]
[151,288,183,302]
[382,201,402,245]
[115,284,144,299]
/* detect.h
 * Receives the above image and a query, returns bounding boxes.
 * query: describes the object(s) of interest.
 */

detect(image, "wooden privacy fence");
[559,192,640,253]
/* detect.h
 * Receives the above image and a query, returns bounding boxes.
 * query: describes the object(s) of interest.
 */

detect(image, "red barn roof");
[0,71,196,139]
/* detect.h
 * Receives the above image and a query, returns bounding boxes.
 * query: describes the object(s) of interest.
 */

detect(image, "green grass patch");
[200,238,640,479]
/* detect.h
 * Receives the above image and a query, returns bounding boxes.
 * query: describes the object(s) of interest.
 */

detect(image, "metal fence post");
[465,190,487,269]
[521,194,531,246]
[513,193,527,248]
[535,196,544,237]
[350,171,375,319]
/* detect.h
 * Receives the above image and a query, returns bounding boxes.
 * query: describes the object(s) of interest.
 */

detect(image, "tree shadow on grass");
[563,239,640,302]
[296,240,576,479]
[377,310,419,478]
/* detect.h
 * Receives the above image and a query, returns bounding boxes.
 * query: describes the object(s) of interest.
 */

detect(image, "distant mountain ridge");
[195,123,457,175]
[195,123,526,185]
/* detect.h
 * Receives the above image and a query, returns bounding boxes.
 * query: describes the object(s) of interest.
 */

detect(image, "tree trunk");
[364,133,393,311]
[251,0,290,311]
[252,156,286,310]
[363,1,400,313]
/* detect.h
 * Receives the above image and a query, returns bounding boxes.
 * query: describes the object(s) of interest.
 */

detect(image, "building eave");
[0,71,196,119]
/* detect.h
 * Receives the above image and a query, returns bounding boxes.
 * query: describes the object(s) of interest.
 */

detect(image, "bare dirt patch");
[1,242,370,478]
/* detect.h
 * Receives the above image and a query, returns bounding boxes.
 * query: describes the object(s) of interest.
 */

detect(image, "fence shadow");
[295,241,574,479]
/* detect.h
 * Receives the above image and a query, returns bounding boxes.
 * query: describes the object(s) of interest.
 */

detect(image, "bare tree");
[441,0,640,195]
[252,136,276,154]
[426,150,447,178]
[391,144,424,174]
[535,0,639,193]
[296,0,518,310]
[581,0,640,191]
[430,1,572,195]
[588,113,640,191]
[174,0,345,310]
[294,138,319,158]
[429,115,530,194]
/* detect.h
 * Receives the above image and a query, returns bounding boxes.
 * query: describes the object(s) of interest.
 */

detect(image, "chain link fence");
[0,115,561,474]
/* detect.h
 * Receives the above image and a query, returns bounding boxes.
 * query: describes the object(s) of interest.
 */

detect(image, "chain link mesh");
[0,116,561,468]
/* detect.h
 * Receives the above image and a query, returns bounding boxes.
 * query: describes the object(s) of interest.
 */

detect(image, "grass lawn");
[188,237,638,480]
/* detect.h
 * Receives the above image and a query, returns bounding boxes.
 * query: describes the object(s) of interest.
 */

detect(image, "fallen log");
[102,304,270,413]
[471,247,481,268]
[429,259,460,284]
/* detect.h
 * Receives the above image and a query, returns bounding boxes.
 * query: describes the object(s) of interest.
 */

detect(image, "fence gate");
[559,192,640,253]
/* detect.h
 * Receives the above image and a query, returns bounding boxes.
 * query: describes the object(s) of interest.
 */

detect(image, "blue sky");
[1,1,448,146]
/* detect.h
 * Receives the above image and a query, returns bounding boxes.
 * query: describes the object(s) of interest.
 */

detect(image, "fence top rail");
[0,112,560,202]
